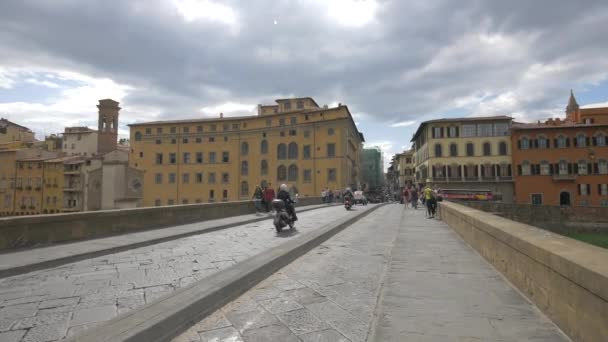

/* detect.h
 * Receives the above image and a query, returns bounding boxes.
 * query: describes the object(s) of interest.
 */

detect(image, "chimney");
[220,113,224,119]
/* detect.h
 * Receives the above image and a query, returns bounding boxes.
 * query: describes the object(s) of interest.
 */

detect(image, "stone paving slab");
[174,204,572,342]
[0,204,331,278]
[0,205,352,342]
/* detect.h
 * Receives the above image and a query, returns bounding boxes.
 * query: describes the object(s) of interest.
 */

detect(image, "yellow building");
[129,97,364,206]
[396,150,415,189]
[411,116,514,202]
[42,158,64,214]
[0,118,35,145]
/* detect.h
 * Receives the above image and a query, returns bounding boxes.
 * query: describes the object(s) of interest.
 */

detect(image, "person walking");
[411,189,418,209]
[328,189,334,203]
[263,182,276,213]
[403,188,410,209]
[321,188,327,203]
[252,185,264,215]
[424,185,436,218]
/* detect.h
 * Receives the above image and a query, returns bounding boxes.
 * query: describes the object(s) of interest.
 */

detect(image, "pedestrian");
[321,188,327,203]
[252,185,264,215]
[264,182,276,213]
[403,188,410,209]
[328,189,334,203]
[424,185,436,218]
[411,190,418,209]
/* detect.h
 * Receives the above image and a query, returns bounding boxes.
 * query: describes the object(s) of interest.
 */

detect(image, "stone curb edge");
[0,204,335,279]
[67,203,386,342]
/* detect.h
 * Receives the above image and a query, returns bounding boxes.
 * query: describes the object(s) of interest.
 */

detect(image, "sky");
[1,0,608,170]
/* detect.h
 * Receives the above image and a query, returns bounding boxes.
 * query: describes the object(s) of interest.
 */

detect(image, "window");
[169,173,176,184]
[520,137,530,149]
[483,142,491,156]
[182,173,190,184]
[288,142,298,159]
[296,100,304,109]
[540,161,550,175]
[210,124,217,132]
[462,124,476,137]
[139,152,143,158]
[208,172,216,184]
[222,173,229,183]
[196,173,203,183]
[156,127,163,134]
[537,136,547,149]
[232,123,239,130]
[135,132,142,141]
[223,190,228,201]
[599,184,608,196]
[579,184,590,196]
[521,161,531,176]
[328,128,335,136]
[290,117,297,125]
[304,169,312,182]
[531,194,543,206]
[155,199,161,206]
[279,118,285,126]
[284,101,291,110]
[449,143,457,157]
[197,125,203,132]
[435,165,445,178]
[559,160,568,175]
[182,138,189,144]
[171,127,177,133]
[576,134,586,147]
[224,136,228,142]
[277,165,287,181]
[556,135,567,148]
[599,160,608,174]
[209,190,215,201]
[280,131,285,137]
[155,139,161,145]
[171,139,176,144]
[477,124,493,136]
[328,168,337,181]
[261,140,268,154]
[304,130,310,138]
[303,145,311,159]
[145,128,152,134]
[277,143,287,159]
[183,152,190,164]
[432,127,442,138]
[596,133,606,146]
[196,152,203,163]
[156,153,163,164]
[578,161,588,175]
[168,153,176,164]
[239,181,249,197]
[166,199,174,205]
[241,142,249,155]
[155,173,163,184]
[209,152,216,163]
[241,161,248,176]
[466,143,474,156]
[434,144,442,157]
[494,123,510,136]
[208,137,215,143]
[71,144,75,149]
[182,199,189,205]
[288,165,298,181]
[223,124,229,131]
[261,160,268,175]
[448,126,458,138]
[499,142,508,155]
[327,143,336,157]
[266,119,272,127]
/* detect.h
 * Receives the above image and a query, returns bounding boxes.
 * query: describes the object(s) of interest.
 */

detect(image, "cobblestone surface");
[0,205,358,342]
[173,204,570,342]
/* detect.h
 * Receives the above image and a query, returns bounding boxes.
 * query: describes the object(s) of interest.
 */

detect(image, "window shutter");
[517,165,522,176]
[432,166,436,178]
[586,137,590,146]
[549,164,554,175]
[592,137,597,146]
[573,163,578,174]
[567,163,572,174]
[594,163,599,174]
[553,138,558,148]
[432,129,435,138]
[578,185,581,195]
[440,127,444,138]
[588,163,593,174]
[599,184,602,195]
[508,164,512,176]
[455,126,459,137]
[566,138,570,147]
[536,164,541,175]
[517,140,521,149]
[573,138,577,147]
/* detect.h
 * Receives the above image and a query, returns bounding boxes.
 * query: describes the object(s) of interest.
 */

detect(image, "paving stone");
[280,288,327,306]
[144,285,174,303]
[0,302,38,320]
[0,318,15,332]
[0,295,47,307]
[22,322,68,342]
[224,308,279,334]
[69,305,116,326]
[36,305,76,316]
[38,297,80,309]
[298,328,351,342]
[258,297,303,314]
[276,308,331,335]
[197,326,243,342]
[0,330,27,342]
[65,323,100,339]
[13,312,72,329]
[241,323,298,342]
[187,310,232,333]
[271,278,307,291]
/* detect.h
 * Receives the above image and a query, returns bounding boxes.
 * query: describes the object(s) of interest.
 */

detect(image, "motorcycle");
[344,197,353,210]
[271,199,295,232]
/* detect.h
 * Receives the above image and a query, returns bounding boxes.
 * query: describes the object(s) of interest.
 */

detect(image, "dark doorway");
[559,191,571,206]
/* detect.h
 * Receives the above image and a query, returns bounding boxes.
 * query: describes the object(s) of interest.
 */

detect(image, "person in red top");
[263,182,276,213]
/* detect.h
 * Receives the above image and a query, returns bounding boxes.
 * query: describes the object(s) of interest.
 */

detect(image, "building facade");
[0,118,35,145]
[411,116,514,202]
[512,92,608,206]
[396,150,414,189]
[129,97,364,207]
[361,147,384,190]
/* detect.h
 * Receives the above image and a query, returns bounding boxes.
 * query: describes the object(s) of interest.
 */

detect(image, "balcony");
[552,174,576,181]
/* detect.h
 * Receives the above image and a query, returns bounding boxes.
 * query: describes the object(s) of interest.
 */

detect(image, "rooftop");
[411,115,513,141]
[0,118,34,132]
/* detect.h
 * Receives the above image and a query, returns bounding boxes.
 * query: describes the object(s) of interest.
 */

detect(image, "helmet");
[345,187,351,192]
[280,184,288,191]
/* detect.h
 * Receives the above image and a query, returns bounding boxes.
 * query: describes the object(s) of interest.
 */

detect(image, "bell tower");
[97,99,120,154]
[565,90,580,123]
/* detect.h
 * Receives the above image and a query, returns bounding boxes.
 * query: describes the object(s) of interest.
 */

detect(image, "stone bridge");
[0,200,606,342]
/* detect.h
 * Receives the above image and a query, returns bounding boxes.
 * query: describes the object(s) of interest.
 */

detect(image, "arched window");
[499,141,507,155]
[261,140,268,154]
[134,132,142,141]
[261,160,268,175]
[483,142,491,156]
[277,165,287,181]
[241,181,249,196]
[466,143,474,156]
[557,135,567,148]
[540,161,550,175]
[520,137,530,149]
[434,144,442,157]
[241,142,249,155]
[521,161,531,175]
[576,133,586,147]
[578,160,588,175]
[241,161,248,176]
[537,135,548,149]
[288,165,298,181]
[288,142,298,159]
[277,144,287,160]
[558,160,568,175]
[449,143,457,157]
[599,159,608,174]
[595,132,606,146]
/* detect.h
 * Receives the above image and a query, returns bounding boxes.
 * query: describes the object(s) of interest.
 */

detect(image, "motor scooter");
[271,199,295,232]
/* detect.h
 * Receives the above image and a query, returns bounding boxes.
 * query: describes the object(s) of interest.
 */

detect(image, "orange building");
[512,91,608,206]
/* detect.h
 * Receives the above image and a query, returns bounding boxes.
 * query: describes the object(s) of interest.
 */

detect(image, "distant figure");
[403,188,410,208]
[424,186,436,218]
[264,182,276,213]
[321,188,327,203]
[411,190,419,209]
[252,185,264,215]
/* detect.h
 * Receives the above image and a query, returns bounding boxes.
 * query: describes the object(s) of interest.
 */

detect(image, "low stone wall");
[439,201,608,342]
[455,201,608,233]
[0,197,323,251]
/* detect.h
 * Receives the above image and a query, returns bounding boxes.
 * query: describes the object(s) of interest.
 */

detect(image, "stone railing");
[0,197,323,251]
[439,201,608,342]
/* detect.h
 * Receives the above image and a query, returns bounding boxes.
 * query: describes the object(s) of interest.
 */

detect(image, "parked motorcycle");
[271,199,295,232]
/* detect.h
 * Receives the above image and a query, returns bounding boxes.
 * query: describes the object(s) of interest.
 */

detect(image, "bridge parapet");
[439,201,608,342]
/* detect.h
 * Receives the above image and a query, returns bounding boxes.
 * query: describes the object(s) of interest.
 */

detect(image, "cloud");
[390,120,416,128]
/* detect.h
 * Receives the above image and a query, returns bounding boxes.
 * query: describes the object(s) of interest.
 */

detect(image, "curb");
[0,204,335,278]
[67,204,385,342]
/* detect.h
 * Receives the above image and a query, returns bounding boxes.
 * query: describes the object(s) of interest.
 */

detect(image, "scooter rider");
[277,184,298,221]
[343,187,354,203]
